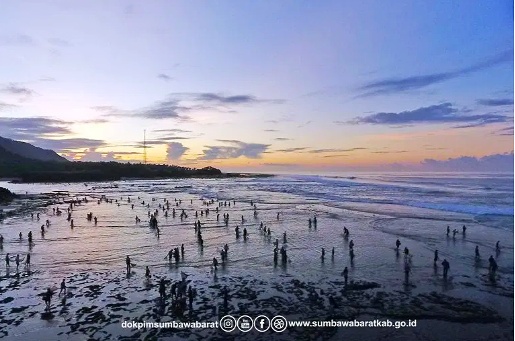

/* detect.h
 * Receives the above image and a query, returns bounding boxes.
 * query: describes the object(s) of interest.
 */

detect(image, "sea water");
[0,173,512,340]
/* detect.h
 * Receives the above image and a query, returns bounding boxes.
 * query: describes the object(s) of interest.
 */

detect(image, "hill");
[0,136,68,162]
[0,137,223,182]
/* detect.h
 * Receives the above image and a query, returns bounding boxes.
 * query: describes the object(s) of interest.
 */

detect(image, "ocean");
[0,172,513,340]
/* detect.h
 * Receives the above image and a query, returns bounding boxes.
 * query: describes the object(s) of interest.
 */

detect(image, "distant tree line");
[0,147,223,182]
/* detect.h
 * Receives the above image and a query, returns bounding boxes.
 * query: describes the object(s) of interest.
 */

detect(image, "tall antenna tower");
[143,129,147,164]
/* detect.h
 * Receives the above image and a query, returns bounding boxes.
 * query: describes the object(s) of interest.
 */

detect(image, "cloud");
[0,117,71,140]
[78,118,109,124]
[493,126,514,136]
[199,140,269,160]
[166,142,189,160]
[153,128,191,134]
[275,147,307,153]
[265,114,294,124]
[93,101,190,121]
[48,38,71,47]
[157,136,191,141]
[264,129,279,132]
[0,117,113,152]
[297,120,312,128]
[63,148,141,162]
[39,77,56,82]
[262,163,298,167]
[157,73,173,81]
[2,84,35,97]
[274,137,292,141]
[193,93,284,105]
[420,152,514,172]
[358,50,513,97]
[477,98,513,107]
[349,103,509,127]
[94,91,283,122]
[216,139,242,144]
[91,106,121,114]
[322,154,349,158]
[34,138,106,151]
[0,102,17,111]
[140,100,189,120]
[0,34,35,46]
[306,147,367,153]
[371,150,409,154]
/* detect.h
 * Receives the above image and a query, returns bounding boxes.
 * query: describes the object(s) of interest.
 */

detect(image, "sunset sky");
[0,1,513,173]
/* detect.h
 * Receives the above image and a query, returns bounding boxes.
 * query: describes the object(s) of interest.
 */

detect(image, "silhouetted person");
[496,241,500,253]
[434,250,439,264]
[25,253,30,267]
[404,261,411,284]
[342,267,348,286]
[59,279,66,295]
[145,266,151,279]
[280,246,287,264]
[321,248,325,261]
[331,247,335,260]
[350,248,355,261]
[395,239,401,250]
[475,245,480,259]
[283,232,287,243]
[490,258,498,277]
[446,226,450,236]
[349,240,354,249]
[308,218,312,228]
[243,228,248,240]
[462,225,467,234]
[213,257,218,271]
[188,286,194,309]
[43,288,54,310]
[159,279,166,299]
[488,255,497,272]
[442,259,450,278]
[126,256,132,274]
[404,247,409,257]
[273,248,278,265]
[313,216,317,227]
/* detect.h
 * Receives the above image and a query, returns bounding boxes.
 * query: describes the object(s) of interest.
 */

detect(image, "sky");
[0,0,513,173]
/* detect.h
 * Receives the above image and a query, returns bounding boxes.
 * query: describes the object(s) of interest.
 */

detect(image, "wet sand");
[0,179,512,340]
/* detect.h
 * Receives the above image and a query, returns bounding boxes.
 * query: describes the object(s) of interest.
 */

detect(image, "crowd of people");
[0,193,505,313]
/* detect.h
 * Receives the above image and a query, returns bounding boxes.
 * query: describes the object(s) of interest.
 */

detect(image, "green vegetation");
[0,145,222,182]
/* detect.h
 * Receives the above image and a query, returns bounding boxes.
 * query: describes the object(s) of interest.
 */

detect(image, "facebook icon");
[254,315,270,332]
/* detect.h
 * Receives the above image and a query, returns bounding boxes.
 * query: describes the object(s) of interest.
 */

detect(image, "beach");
[0,173,512,340]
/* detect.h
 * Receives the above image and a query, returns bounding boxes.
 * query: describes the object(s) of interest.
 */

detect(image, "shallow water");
[0,174,513,340]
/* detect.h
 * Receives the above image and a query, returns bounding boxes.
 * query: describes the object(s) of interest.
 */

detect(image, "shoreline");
[1,172,275,184]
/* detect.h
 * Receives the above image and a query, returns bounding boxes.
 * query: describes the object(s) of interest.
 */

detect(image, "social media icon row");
[219,315,287,333]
